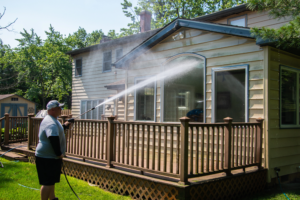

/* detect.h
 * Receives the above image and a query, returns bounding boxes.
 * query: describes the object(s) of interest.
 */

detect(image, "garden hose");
[0,145,27,168]
[274,167,290,200]
[62,161,81,200]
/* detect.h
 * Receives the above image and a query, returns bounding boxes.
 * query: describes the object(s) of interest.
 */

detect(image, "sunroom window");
[280,66,300,127]
[135,80,155,121]
[163,55,204,122]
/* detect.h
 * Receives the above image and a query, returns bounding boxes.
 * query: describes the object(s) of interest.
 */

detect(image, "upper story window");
[280,65,300,128]
[11,98,18,101]
[116,49,123,61]
[75,58,82,77]
[228,15,247,27]
[103,51,112,72]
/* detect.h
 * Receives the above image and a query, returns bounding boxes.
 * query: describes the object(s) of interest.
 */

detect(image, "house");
[0,94,36,118]
[67,4,298,185]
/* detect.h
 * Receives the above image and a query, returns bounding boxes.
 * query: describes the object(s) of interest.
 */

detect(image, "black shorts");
[35,156,62,186]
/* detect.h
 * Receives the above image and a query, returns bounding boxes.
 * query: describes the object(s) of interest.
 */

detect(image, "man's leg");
[49,184,56,200]
[40,185,53,200]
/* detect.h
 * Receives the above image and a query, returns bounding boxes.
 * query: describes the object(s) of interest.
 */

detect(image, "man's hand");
[58,154,64,159]
[64,121,70,126]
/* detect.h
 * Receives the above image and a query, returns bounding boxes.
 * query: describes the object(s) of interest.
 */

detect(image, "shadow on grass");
[241,187,300,200]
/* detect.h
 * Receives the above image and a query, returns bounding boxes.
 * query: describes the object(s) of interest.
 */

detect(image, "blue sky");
[0,0,139,47]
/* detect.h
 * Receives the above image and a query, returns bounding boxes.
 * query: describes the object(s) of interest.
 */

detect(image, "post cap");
[60,115,68,118]
[256,118,264,122]
[4,113,9,116]
[28,113,35,117]
[107,116,116,120]
[223,117,233,122]
[179,116,190,121]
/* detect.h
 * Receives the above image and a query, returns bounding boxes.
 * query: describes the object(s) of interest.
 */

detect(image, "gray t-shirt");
[35,115,66,159]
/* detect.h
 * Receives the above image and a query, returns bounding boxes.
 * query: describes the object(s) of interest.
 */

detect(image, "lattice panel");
[63,160,179,200]
[190,170,267,200]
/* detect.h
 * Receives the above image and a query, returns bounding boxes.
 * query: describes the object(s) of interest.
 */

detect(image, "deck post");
[4,113,9,145]
[224,117,233,176]
[27,114,34,150]
[106,116,115,168]
[179,116,190,185]
[256,118,264,169]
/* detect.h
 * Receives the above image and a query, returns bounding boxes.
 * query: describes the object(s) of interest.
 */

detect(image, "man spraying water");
[35,100,72,200]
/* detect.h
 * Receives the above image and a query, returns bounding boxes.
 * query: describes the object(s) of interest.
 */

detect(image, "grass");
[0,157,131,200]
[241,186,300,200]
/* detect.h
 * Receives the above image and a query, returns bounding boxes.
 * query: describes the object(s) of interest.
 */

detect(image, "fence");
[61,109,72,116]
[0,114,29,145]
[28,115,263,184]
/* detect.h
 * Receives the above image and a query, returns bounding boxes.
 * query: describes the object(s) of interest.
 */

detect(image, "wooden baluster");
[224,117,233,176]
[246,125,250,165]
[220,126,224,170]
[239,126,243,166]
[243,126,246,166]
[131,124,134,166]
[141,125,145,168]
[118,124,121,162]
[83,122,87,157]
[216,126,219,171]
[179,117,190,185]
[4,114,9,145]
[97,122,100,159]
[256,118,263,169]
[211,126,215,171]
[250,125,254,164]
[200,126,204,173]
[80,121,83,156]
[206,126,210,172]
[158,126,161,171]
[101,123,104,159]
[195,127,199,174]
[163,126,167,173]
[91,122,94,158]
[176,126,180,175]
[122,124,125,164]
[189,127,193,175]
[152,125,156,170]
[170,126,174,173]
[94,122,97,158]
[136,124,139,166]
[126,124,129,164]
[146,125,150,169]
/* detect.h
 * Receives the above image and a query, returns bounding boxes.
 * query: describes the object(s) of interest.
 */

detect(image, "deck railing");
[1,114,29,145]
[28,115,263,184]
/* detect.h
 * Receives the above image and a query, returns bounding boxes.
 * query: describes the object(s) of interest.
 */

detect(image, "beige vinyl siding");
[125,28,265,124]
[71,41,142,117]
[267,47,300,180]
[211,10,291,29]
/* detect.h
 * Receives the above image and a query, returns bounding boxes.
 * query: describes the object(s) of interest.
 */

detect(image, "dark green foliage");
[248,0,300,49]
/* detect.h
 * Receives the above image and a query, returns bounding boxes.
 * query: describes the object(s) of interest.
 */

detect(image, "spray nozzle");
[91,107,95,110]
[274,167,280,175]
[67,118,75,123]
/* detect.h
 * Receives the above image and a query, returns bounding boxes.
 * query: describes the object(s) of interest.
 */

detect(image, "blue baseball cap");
[46,100,64,110]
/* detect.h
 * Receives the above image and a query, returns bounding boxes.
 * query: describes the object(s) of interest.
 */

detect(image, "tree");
[120,0,247,37]
[65,27,104,49]
[247,0,300,49]
[8,26,72,108]
[0,7,17,31]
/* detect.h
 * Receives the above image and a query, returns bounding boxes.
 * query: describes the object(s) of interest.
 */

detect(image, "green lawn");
[241,187,300,200]
[0,157,130,200]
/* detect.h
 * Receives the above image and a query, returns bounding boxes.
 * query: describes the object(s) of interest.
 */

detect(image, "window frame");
[161,53,206,123]
[280,65,300,128]
[80,99,105,120]
[75,58,82,77]
[134,76,157,122]
[227,14,248,27]
[211,64,249,123]
[103,51,112,72]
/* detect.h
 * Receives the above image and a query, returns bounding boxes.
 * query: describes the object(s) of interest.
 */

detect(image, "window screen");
[136,80,155,121]
[103,51,112,71]
[80,100,104,119]
[75,59,82,76]
[116,49,123,61]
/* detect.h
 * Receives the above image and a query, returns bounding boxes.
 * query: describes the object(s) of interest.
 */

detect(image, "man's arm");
[48,136,63,159]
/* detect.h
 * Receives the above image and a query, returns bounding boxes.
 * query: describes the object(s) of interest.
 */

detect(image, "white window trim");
[134,76,157,122]
[211,64,249,123]
[80,99,105,119]
[74,57,82,77]
[227,14,248,27]
[280,65,300,128]
[160,53,206,123]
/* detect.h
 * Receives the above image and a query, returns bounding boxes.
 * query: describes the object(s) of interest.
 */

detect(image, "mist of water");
[83,59,202,117]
